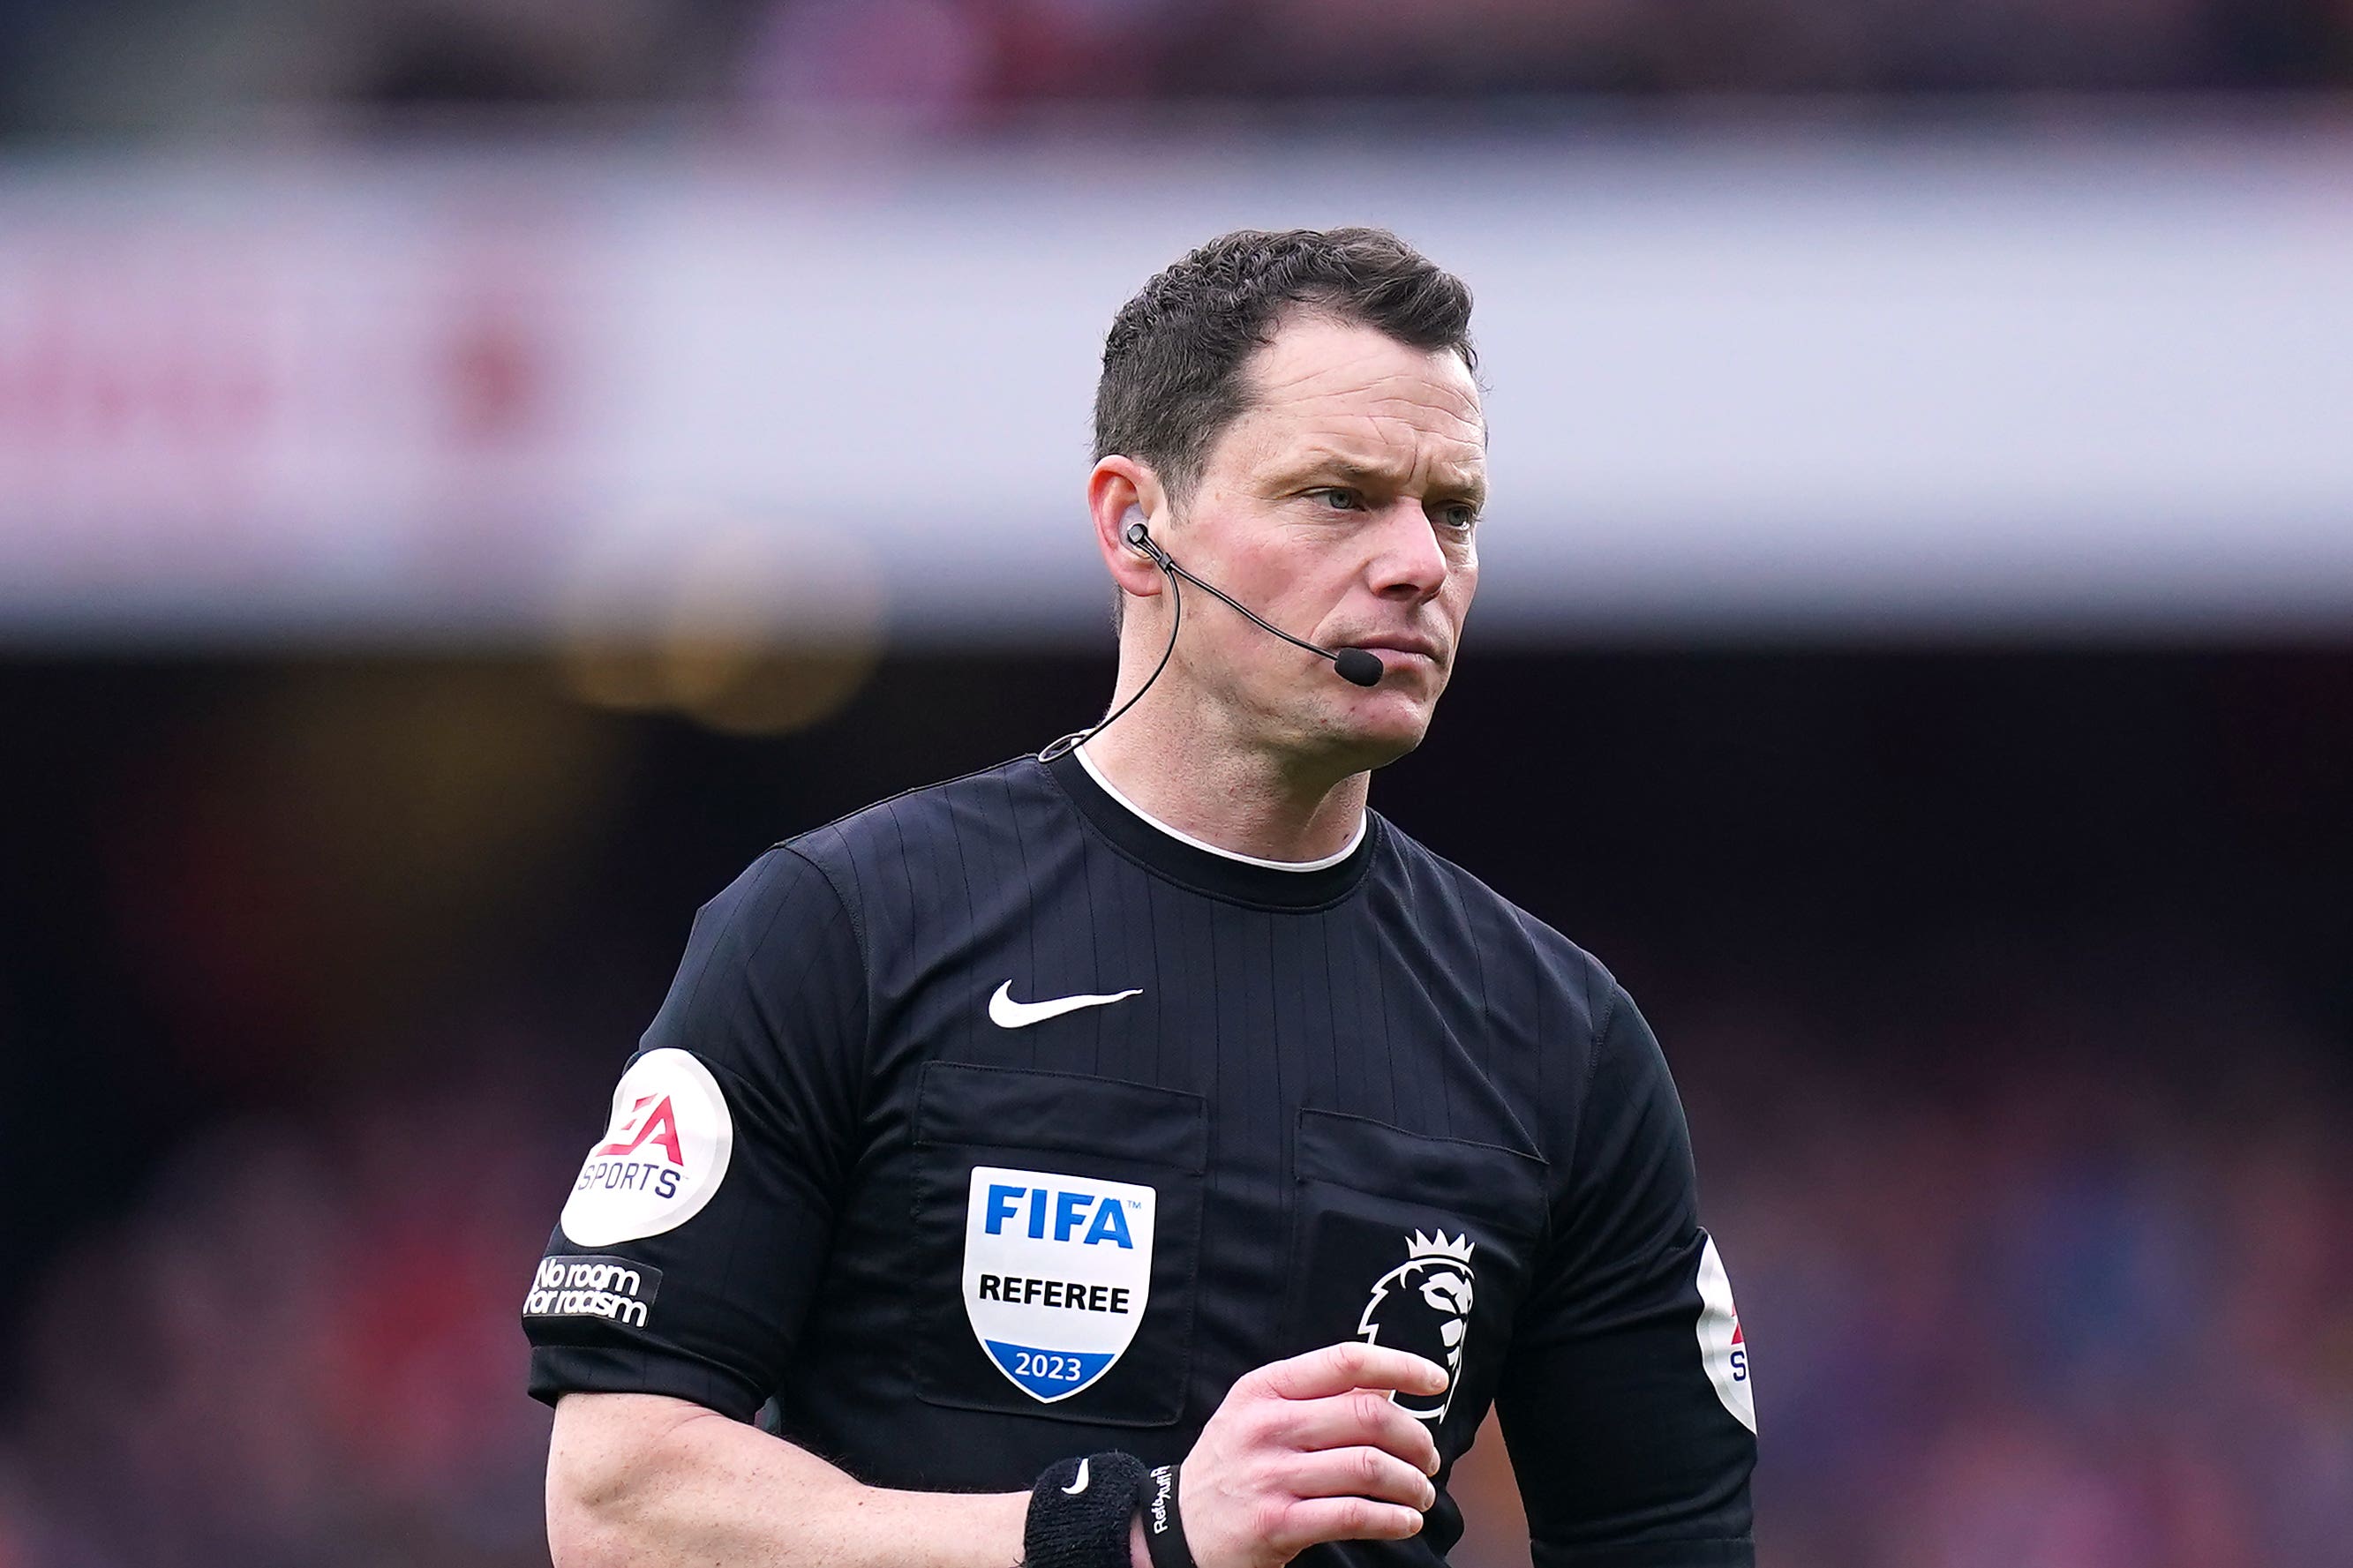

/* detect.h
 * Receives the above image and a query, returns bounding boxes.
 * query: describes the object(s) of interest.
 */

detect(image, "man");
[526,228,1757,1568]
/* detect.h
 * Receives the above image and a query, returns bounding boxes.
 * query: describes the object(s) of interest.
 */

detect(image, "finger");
[1270,1495,1426,1553]
[1252,1341,1449,1403]
[1284,1446,1438,1512]
[1277,1389,1444,1475]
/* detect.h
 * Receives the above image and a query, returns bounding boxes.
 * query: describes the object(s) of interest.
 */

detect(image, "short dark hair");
[1094,228,1477,504]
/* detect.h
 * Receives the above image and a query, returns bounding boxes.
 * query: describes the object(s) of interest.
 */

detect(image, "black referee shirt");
[526,746,1757,1567]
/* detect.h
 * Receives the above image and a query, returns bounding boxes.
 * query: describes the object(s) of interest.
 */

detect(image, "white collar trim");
[1072,744,1366,872]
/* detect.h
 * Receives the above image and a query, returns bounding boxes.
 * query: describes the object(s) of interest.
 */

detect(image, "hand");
[1164,1341,1447,1568]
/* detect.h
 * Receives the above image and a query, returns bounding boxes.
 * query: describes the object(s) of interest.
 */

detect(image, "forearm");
[548,1392,1028,1568]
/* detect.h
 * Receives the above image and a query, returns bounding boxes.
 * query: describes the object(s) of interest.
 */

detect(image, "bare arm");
[547,1392,1028,1568]
[546,1342,1447,1568]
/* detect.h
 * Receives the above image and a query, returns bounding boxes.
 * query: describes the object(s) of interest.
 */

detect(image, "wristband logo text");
[962,1165,1155,1402]
[1144,1465,1178,1540]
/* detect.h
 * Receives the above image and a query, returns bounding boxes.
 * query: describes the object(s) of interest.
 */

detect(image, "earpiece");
[1123,512,1157,559]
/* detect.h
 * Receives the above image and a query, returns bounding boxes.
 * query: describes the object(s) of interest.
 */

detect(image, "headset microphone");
[1330,645,1386,686]
[1039,518,1386,762]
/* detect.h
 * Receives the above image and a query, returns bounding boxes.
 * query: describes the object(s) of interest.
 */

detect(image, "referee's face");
[1167,315,1485,769]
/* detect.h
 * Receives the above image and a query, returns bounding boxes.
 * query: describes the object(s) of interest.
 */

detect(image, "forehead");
[1214,315,1485,485]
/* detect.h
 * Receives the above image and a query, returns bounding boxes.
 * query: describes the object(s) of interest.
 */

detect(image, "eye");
[1437,502,1480,532]
[1308,487,1363,511]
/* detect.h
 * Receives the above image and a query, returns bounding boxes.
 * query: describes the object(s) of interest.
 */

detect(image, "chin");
[1321,697,1435,770]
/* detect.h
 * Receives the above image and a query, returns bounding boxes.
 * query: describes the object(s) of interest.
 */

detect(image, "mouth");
[1342,634,1446,671]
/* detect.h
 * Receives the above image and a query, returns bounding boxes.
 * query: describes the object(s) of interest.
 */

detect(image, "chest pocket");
[1280,1109,1550,1458]
[911,1062,1206,1427]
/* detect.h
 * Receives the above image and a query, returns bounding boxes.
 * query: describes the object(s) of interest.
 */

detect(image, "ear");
[1086,456,1169,602]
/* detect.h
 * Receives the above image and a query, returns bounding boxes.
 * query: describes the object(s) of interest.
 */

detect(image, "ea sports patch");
[961,1165,1155,1403]
[1695,1232,1755,1433]
[560,1048,733,1247]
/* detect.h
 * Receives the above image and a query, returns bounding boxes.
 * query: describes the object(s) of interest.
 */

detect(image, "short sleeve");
[523,845,868,1422]
[1495,983,1757,1567]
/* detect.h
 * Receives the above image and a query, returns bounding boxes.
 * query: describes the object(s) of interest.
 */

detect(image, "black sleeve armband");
[1026,1452,1147,1568]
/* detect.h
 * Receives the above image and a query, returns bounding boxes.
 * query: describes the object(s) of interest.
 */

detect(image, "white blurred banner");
[3,126,2350,644]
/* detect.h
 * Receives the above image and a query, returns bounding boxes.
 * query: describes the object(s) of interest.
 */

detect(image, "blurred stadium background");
[4,4,2353,1565]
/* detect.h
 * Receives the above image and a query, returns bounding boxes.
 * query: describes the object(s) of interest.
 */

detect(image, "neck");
[1075,664,1370,866]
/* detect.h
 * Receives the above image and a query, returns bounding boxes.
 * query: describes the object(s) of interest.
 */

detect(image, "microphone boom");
[1041,521,1386,761]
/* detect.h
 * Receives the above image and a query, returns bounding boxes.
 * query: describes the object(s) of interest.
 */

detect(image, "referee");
[526,229,1757,1568]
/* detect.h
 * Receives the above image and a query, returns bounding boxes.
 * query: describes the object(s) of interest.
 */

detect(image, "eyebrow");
[1281,454,1489,507]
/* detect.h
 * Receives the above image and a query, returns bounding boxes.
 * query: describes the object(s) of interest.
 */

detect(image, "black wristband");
[1137,1463,1196,1568]
[1026,1452,1147,1568]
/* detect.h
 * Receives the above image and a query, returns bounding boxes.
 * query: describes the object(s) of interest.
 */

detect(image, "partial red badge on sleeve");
[561,1048,734,1247]
[1695,1232,1755,1433]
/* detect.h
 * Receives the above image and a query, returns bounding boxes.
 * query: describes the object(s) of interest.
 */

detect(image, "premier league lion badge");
[1357,1228,1477,1423]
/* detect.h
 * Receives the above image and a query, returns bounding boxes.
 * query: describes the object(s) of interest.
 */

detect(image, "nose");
[1365,499,1449,604]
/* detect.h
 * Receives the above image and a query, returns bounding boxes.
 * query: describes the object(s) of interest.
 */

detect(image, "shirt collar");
[1041,744,1378,910]
[1071,743,1367,872]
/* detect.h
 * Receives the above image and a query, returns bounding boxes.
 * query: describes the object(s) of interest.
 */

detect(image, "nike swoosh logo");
[989,981,1142,1029]
[1063,1458,1091,1495]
